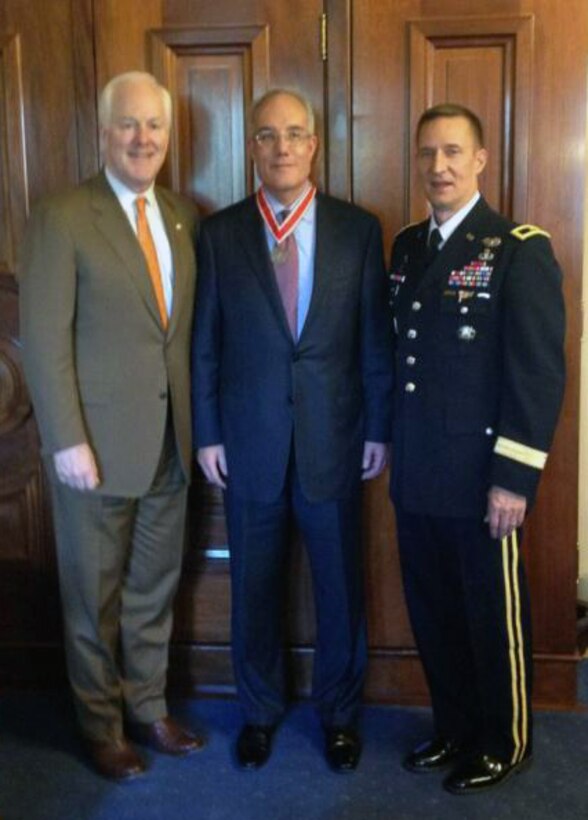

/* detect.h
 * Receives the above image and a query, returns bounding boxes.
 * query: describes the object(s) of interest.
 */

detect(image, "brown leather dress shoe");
[403,737,462,773]
[85,738,146,781]
[131,716,206,756]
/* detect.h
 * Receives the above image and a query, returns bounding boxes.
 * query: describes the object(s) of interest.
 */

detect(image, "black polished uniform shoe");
[236,724,275,769]
[324,727,361,773]
[403,737,462,773]
[443,752,533,794]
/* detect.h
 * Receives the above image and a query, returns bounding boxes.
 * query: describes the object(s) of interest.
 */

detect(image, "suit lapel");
[89,173,163,327]
[236,197,293,340]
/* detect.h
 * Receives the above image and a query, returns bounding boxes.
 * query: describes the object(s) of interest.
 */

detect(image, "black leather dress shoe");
[324,727,361,772]
[443,752,532,794]
[236,724,275,769]
[403,737,462,773]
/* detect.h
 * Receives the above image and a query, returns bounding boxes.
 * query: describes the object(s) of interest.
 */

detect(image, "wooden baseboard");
[0,643,580,710]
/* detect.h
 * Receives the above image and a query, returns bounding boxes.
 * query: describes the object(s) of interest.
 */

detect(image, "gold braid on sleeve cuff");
[493,436,548,470]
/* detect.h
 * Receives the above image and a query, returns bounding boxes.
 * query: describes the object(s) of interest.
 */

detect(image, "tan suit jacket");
[19,171,198,496]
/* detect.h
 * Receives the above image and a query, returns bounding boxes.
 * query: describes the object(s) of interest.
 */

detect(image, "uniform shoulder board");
[393,221,421,239]
[510,224,551,241]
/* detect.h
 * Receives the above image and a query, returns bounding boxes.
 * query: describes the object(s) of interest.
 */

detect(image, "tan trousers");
[49,428,187,742]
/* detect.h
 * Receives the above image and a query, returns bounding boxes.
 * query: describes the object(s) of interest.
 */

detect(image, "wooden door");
[350,0,586,706]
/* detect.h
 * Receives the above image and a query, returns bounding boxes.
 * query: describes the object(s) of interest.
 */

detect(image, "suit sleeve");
[360,217,394,442]
[18,199,88,454]
[489,234,566,505]
[191,221,223,448]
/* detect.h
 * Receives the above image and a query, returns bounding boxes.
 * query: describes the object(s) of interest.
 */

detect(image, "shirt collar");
[262,183,314,221]
[104,167,157,209]
[429,191,480,244]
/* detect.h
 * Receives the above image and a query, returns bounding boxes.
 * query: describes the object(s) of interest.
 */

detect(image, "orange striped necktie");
[135,196,168,328]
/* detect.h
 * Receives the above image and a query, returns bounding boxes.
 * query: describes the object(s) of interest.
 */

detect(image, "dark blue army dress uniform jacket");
[388,197,565,518]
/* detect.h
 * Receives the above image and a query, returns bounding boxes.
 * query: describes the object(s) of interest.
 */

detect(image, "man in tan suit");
[19,71,203,780]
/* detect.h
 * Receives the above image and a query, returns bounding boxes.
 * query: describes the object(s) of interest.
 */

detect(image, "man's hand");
[54,443,100,491]
[197,444,228,489]
[486,485,527,540]
[361,441,389,480]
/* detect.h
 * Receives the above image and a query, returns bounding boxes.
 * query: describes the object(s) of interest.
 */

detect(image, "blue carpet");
[1,663,588,820]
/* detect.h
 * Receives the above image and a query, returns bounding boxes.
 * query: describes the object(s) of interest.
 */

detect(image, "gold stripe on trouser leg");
[510,530,528,762]
[501,532,528,764]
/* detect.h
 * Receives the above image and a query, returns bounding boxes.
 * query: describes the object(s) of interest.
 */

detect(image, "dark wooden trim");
[70,0,99,182]
[2,644,577,711]
[324,0,352,200]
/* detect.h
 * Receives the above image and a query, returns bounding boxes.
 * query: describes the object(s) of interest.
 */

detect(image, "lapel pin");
[466,233,475,241]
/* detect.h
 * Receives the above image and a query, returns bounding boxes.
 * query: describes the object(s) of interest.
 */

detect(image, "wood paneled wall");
[0,0,585,709]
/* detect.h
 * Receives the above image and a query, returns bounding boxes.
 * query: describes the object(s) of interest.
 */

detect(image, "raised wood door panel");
[163,0,327,191]
[352,0,585,706]
[407,15,534,220]
[149,24,271,213]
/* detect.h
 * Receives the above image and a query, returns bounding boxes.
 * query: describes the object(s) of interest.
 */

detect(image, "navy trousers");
[224,458,367,728]
[395,507,533,763]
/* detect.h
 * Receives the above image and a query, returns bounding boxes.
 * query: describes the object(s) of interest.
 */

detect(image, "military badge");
[482,236,502,248]
[389,270,406,300]
[457,290,475,303]
[457,325,477,341]
[448,261,493,289]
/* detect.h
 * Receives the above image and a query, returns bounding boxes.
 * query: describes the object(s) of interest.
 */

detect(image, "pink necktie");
[272,211,299,339]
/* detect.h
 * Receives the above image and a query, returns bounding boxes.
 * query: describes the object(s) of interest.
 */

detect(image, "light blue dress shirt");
[261,186,317,338]
[428,190,481,249]
[104,167,174,317]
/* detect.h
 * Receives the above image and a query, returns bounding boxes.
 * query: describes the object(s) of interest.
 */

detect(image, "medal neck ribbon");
[256,185,316,244]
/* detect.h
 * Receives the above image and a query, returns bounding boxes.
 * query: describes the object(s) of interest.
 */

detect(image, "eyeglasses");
[253,127,313,148]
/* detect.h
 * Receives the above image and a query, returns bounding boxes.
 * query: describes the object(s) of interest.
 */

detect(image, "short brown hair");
[416,103,484,147]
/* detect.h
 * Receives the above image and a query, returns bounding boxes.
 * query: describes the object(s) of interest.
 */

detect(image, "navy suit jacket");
[192,192,393,503]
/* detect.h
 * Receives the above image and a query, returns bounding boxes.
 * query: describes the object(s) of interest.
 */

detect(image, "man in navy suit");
[389,103,565,794]
[192,88,393,771]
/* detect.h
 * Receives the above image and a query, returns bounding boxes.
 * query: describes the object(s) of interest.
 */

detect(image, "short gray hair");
[249,88,315,136]
[98,71,172,129]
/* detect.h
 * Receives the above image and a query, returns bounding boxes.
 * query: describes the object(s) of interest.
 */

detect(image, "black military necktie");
[425,227,442,267]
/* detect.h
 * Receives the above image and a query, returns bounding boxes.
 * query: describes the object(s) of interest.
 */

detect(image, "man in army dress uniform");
[388,103,565,794]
